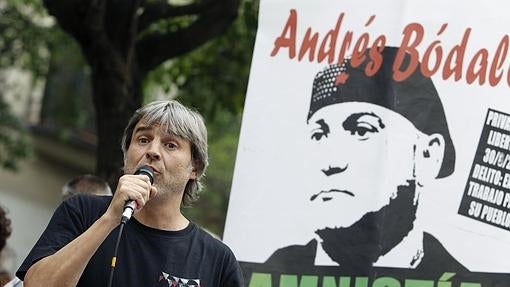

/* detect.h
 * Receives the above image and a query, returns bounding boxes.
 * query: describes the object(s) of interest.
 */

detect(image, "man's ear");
[416,133,445,185]
[188,165,197,180]
[189,160,201,180]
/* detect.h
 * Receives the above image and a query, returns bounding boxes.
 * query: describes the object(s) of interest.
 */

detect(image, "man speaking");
[17,100,244,286]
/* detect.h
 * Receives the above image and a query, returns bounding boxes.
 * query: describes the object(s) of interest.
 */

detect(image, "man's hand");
[105,174,158,222]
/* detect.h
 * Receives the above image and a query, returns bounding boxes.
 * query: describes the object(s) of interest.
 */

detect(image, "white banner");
[224,0,510,285]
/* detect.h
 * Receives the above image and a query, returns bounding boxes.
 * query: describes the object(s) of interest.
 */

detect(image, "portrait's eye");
[311,131,327,141]
[343,113,384,141]
[310,119,330,141]
[353,122,379,139]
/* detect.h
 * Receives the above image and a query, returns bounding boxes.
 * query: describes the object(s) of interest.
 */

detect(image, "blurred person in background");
[2,175,111,287]
[0,206,12,286]
[61,174,113,201]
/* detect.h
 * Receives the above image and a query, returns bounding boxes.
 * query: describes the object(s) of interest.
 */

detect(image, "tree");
[0,0,258,233]
[42,0,241,185]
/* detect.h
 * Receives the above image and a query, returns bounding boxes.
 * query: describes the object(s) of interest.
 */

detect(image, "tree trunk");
[90,57,142,188]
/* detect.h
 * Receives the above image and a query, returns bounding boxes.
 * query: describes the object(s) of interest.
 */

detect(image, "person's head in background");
[0,206,12,285]
[61,174,113,201]
[0,206,11,253]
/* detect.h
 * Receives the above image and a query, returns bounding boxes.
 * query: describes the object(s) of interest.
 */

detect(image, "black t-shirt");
[17,194,244,287]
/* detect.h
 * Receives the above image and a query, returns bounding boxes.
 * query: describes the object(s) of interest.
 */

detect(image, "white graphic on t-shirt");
[159,272,201,286]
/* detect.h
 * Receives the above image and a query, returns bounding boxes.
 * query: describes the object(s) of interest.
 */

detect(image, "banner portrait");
[223,1,510,286]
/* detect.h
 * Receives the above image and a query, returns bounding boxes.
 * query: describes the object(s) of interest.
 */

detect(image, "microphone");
[120,165,154,224]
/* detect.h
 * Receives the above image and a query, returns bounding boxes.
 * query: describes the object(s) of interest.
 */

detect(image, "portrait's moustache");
[310,189,355,201]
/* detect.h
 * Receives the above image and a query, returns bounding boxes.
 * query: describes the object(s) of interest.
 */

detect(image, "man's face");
[124,120,197,196]
[305,102,423,232]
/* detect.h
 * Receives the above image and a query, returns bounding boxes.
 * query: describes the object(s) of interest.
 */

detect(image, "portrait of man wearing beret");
[266,47,468,275]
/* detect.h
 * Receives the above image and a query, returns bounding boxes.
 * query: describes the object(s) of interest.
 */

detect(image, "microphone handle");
[120,166,154,224]
[121,201,137,224]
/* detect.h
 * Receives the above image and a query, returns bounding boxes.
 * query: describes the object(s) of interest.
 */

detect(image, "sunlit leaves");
[0,96,31,171]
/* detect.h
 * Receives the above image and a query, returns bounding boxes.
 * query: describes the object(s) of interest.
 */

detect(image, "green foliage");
[0,0,57,78]
[183,112,242,236]
[0,96,31,171]
[0,0,94,169]
[40,38,96,136]
[138,12,197,39]
[0,0,62,171]
[145,0,259,120]
[165,0,259,235]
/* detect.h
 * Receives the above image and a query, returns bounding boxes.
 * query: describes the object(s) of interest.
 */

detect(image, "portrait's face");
[305,102,424,233]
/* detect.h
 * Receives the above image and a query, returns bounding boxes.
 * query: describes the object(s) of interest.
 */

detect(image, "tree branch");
[138,1,207,32]
[136,0,239,75]
[43,0,107,49]
[104,0,142,62]
[43,0,143,79]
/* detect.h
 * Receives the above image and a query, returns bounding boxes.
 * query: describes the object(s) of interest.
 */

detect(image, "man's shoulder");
[60,194,112,221]
[64,193,112,208]
[192,225,238,256]
[194,225,225,246]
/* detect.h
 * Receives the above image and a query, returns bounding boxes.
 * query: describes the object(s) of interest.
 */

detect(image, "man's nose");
[316,136,350,176]
[145,142,162,160]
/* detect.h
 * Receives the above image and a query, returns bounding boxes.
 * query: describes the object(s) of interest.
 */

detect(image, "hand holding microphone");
[107,165,156,287]
[120,165,155,224]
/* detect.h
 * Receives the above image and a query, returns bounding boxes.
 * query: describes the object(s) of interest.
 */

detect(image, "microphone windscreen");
[135,166,154,184]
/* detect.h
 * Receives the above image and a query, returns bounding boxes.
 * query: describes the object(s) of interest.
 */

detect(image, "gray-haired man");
[18,100,244,286]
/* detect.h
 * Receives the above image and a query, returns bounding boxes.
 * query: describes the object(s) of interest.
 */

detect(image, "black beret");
[307,47,455,178]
